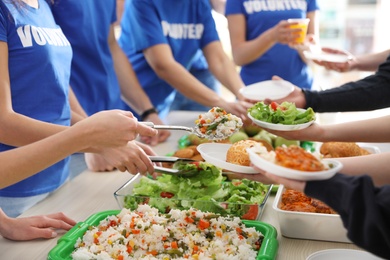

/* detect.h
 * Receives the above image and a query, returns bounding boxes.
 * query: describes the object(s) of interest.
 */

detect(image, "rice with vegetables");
[195,107,243,140]
[72,205,262,260]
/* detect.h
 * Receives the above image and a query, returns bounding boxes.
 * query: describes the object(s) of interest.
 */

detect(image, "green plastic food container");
[48,210,279,260]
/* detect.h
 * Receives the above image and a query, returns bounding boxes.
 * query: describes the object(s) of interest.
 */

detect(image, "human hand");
[260,122,325,143]
[84,153,116,172]
[0,210,76,241]
[220,99,253,125]
[271,20,306,45]
[76,110,158,150]
[252,164,306,191]
[263,76,307,108]
[288,33,319,53]
[86,140,155,174]
[312,47,355,72]
[139,113,171,146]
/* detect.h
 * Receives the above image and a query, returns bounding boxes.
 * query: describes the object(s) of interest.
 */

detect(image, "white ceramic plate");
[197,143,259,174]
[240,80,294,100]
[306,249,384,260]
[303,50,351,63]
[248,112,315,131]
[247,148,343,181]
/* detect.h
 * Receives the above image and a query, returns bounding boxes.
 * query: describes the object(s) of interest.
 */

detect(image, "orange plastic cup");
[287,18,310,44]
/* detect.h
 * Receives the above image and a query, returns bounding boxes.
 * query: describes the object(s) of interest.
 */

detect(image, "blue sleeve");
[111,0,117,24]
[123,0,167,52]
[198,0,220,49]
[225,0,244,16]
[307,0,320,12]
[305,174,390,259]
[0,4,8,42]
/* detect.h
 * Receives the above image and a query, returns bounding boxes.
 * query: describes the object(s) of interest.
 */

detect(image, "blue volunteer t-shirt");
[225,0,319,89]
[0,0,72,197]
[118,0,220,118]
[50,0,124,116]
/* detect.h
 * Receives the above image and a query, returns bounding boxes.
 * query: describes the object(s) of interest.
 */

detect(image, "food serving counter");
[1,110,388,260]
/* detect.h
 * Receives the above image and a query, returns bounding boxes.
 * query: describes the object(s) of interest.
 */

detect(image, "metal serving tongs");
[150,156,199,177]
[140,122,228,141]
[149,156,196,163]
[153,166,199,177]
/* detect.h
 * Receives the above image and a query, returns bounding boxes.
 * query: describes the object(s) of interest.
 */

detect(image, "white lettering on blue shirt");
[243,0,307,14]
[16,25,70,47]
[161,21,204,39]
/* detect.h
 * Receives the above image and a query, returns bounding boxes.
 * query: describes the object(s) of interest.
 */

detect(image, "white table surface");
[0,110,388,260]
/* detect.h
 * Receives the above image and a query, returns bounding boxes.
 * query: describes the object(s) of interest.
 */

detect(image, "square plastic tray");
[48,210,279,260]
[273,185,351,243]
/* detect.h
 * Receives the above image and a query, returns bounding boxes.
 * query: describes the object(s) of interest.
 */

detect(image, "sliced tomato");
[190,161,200,166]
[270,101,279,111]
[241,205,259,220]
[160,191,174,198]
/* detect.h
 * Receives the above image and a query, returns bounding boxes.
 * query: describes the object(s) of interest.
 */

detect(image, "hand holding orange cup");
[287,18,310,44]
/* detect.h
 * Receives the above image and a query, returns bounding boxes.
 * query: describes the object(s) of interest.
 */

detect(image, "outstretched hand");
[263,76,307,108]
[138,113,171,146]
[312,47,355,72]
[251,165,307,192]
[0,210,76,241]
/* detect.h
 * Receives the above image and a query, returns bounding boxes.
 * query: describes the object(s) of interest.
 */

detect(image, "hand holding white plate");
[248,112,315,131]
[240,80,294,100]
[303,50,351,63]
[197,143,259,174]
[247,147,342,181]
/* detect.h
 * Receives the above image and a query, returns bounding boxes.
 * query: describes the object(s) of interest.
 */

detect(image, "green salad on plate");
[248,101,315,125]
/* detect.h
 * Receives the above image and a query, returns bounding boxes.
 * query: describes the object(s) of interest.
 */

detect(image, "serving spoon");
[140,121,232,141]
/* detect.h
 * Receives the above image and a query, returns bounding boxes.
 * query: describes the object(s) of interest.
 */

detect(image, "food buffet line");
[1,110,387,260]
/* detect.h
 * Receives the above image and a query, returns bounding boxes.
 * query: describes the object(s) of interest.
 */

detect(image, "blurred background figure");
[225,0,320,90]
[118,0,252,123]
[169,0,227,112]
[50,0,169,178]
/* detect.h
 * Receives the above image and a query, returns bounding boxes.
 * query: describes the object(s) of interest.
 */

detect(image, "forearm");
[205,43,245,98]
[336,153,390,186]
[231,27,275,66]
[153,59,224,107]
[320,116,390,143]
[353,49,390,71]
[68,87,88,123]
[210,0,226,15]
[0,112,67,147]
[0,126,89,189]
[0,208,10,234]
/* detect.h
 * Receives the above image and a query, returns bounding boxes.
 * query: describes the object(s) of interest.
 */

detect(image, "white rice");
[250,143,277,163]
[72,205,262,260]
[195,107,243,139]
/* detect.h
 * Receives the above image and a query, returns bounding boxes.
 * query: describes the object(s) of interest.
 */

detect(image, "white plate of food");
[240,80,294,100]
[247,147,343,181]
[248,112,315,131]
[197,143,259,174]
[303,50,351,63]
[306,249,383,260]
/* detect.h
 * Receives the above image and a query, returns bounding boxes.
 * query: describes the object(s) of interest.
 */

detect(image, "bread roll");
[320,142,371,158]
